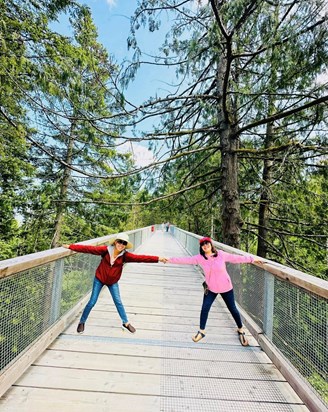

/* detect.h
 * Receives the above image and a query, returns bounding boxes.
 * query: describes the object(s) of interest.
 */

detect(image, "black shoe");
[122,323,136,333]
[77,323,85,333]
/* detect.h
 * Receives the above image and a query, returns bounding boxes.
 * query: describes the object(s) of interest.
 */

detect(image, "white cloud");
[316,70,328,85]
[106,0,116,7]
[119,142,155,167]
[191,0,208,9]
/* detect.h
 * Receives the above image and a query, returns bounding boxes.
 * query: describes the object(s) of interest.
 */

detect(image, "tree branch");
[53,178,220,206]
[237,95,328,135]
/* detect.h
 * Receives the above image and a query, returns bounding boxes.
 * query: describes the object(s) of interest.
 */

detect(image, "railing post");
[50,258,64,324]
[263,271,275,339]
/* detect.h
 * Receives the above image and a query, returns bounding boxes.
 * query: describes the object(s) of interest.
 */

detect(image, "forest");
[1,0,327,279]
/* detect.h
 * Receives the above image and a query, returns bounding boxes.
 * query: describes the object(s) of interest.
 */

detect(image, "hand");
[253,259,265,265]
[159,257,168,263]
[62,244,70,249]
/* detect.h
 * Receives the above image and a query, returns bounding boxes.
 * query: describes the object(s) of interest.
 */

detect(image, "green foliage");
[60,268,94,314]
[0,0,140,252]
[308,373,328,404]
[0,254,96,371]
[127,0,328,277]
[239,155,328,278]
[272,281,327,401]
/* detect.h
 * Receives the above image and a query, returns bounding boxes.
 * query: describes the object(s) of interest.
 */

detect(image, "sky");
[54,0,175,166]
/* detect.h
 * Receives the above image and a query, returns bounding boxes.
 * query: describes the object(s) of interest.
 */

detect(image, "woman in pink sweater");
[168,237,262,345]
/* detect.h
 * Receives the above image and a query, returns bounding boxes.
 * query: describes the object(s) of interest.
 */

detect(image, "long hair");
[200,242,218,260]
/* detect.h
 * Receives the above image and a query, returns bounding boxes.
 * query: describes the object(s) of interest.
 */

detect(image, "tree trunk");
[257,38,277,257]
[220,127,242,247]
[217,57,243,248]
[257,122,274,257]
[50,130,74,248]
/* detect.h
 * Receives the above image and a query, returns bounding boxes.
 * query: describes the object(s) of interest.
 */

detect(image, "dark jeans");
[199,288,242,330]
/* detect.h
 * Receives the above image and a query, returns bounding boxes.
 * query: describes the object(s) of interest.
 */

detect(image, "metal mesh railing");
[0,227,152,376]
[270,280,327,388]
[172,226,328,409]
[230,265,327,402]
[0,253,97,371]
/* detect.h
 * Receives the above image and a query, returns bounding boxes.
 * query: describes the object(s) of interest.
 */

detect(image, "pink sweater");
[168,251,254,293]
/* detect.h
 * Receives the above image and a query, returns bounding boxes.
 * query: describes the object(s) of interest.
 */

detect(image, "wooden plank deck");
[0,231,309,411]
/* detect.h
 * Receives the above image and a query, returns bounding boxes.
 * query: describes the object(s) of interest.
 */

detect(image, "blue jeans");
[199,288,243,330]
[80,277,128,324]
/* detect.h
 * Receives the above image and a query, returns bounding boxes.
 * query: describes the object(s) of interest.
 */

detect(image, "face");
[115,239,128,251]
[200,240,212,252]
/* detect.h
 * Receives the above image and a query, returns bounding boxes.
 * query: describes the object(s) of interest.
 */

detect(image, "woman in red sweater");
[63,232,165,334]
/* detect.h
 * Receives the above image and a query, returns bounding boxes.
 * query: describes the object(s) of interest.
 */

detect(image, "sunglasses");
[116,239,128,246]
[200,241,211,247]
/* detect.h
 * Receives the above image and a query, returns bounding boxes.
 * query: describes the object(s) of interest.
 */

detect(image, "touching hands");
[253,259,265,265]
[159,257,168,263]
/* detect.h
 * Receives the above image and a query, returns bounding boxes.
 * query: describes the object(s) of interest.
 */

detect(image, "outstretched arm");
[253,258,265,265]
[167,255,200,265]
[221,250,265,265]
[124,251,161,263]
[62,244,108,255]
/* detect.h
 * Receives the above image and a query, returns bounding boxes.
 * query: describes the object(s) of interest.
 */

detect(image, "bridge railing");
[0,227,153,398]
[171,226,328,412]
[0,225,327,410]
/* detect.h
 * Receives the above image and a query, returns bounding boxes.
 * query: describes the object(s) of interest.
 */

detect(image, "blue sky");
[54,0,175,165]
[76,1,174,101]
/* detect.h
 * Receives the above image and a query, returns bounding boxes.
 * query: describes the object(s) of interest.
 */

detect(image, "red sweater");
[69,244,159,285]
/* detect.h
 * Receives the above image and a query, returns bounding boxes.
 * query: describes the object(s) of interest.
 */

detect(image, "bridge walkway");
[0,230,309,411]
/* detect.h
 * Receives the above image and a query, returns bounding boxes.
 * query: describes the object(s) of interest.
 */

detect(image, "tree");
[0,1,138,253]
[121,0,327,276]
[0,0,79,258]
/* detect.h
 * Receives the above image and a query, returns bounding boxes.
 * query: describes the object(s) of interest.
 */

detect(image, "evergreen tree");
[124,0,327,276]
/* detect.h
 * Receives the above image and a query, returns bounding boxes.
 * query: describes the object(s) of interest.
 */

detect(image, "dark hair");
[200,242,218,260]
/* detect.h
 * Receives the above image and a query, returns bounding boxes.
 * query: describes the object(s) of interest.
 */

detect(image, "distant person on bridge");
[166,237,263,346]
[63,232,166,335]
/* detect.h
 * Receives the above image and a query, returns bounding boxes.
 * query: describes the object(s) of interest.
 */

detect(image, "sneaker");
[122,323,136,334]
[77,323,85,334]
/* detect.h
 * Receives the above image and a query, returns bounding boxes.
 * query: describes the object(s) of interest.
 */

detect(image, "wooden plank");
[0,387,160,412]
[0,387,310,412]
[49,337,270,363]
[64,316,243,331]
[60,324,257,347]
[34,349,285,381]
[261,262,328,299]
[0,248,71,278]
[14,366,161,395]
[11,366,303,404]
